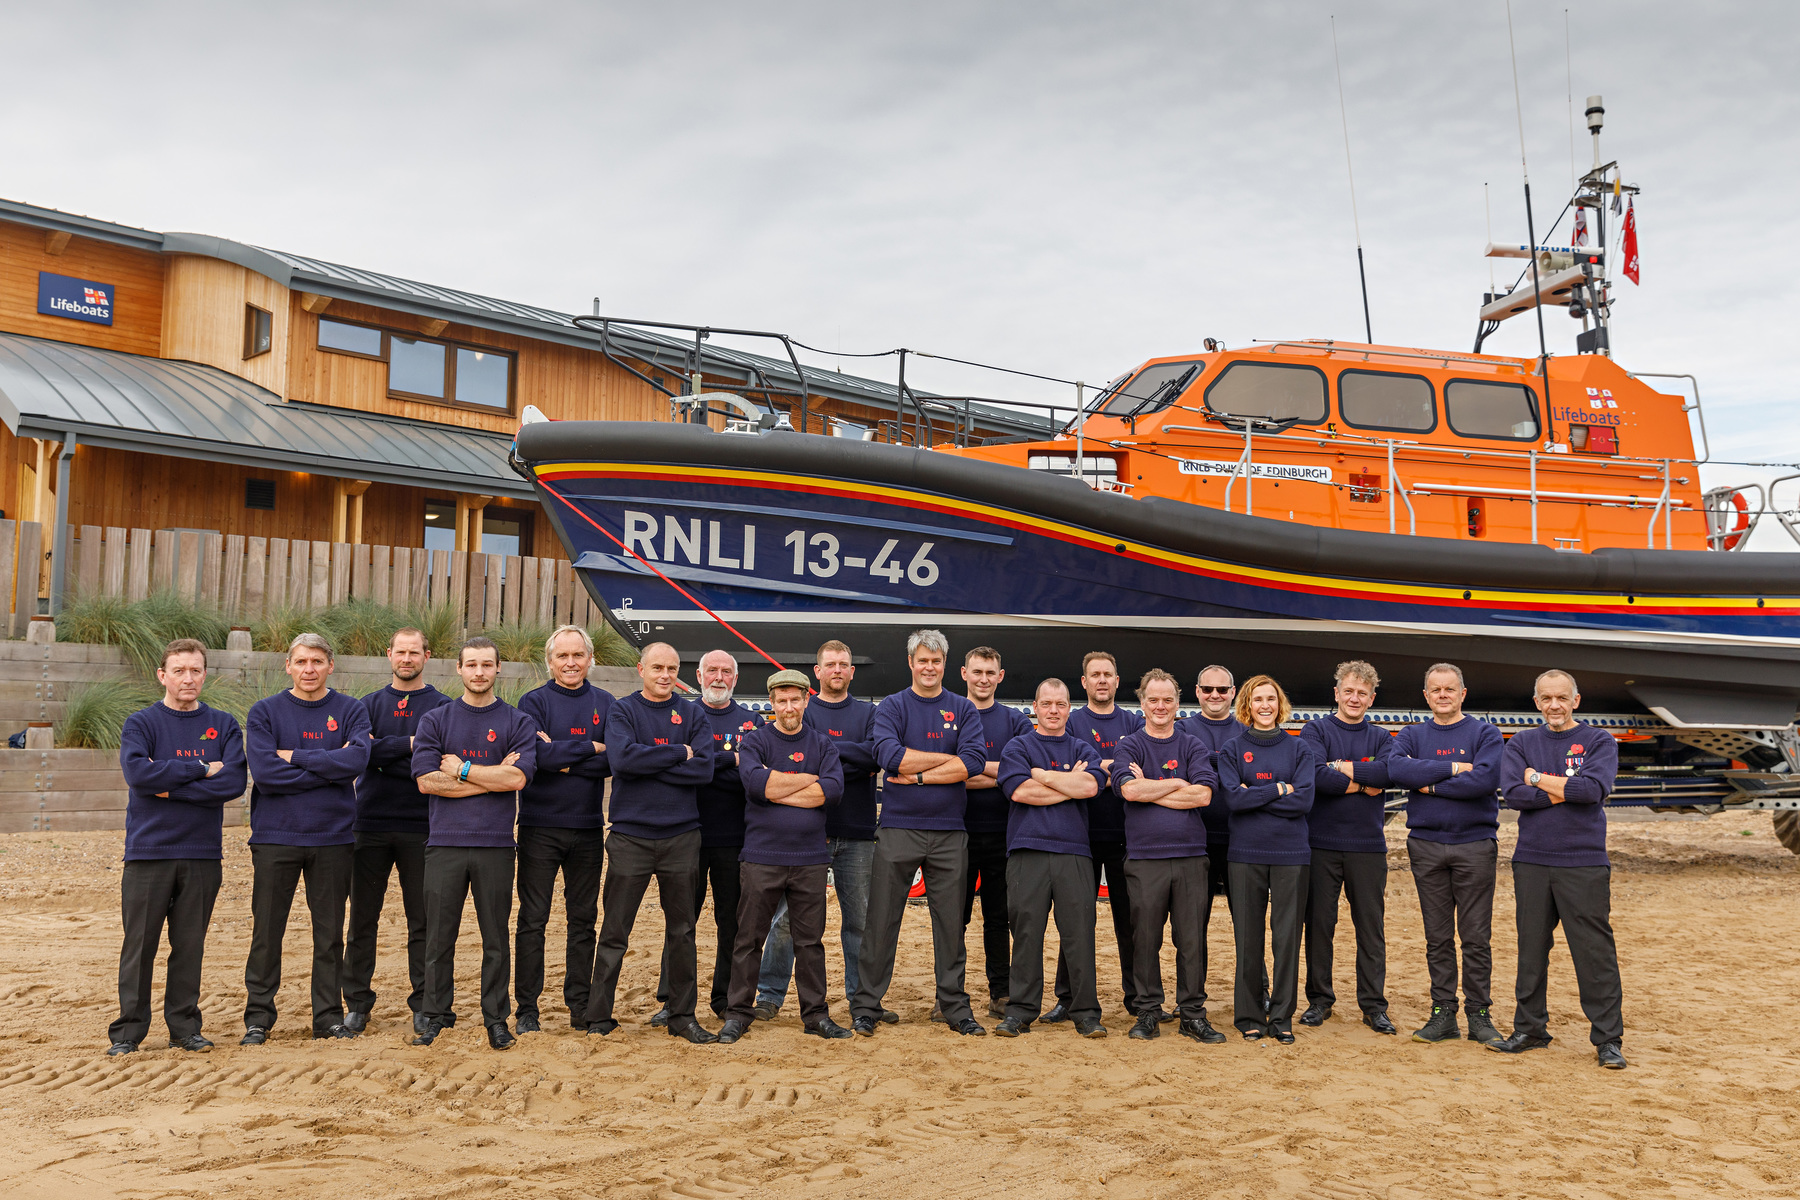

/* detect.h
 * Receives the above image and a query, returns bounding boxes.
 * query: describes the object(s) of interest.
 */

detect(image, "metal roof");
[0,197,1055,439]
[0,332,533,498]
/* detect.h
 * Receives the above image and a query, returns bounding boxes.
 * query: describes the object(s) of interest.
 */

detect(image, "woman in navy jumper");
[108,638,248,1056]
[1218,675,1316,1042]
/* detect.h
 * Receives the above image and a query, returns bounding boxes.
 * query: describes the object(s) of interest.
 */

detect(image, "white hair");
[699,649,739,672]
[544,624,594,664]
[906,628,949,659]
[288,632,334,662]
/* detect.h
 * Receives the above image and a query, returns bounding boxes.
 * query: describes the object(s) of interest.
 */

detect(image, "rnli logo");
[397,696,408,710]
[1243,751,1254,762]
[828,729,845,737]
[202,727,218,741]
[326,716,338,732]
[1163,759,1178,771]
[487,729,497,743]
[671,712,683,726]
[789,751,805,763]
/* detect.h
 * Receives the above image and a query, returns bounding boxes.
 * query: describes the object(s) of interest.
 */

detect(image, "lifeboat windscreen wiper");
[1116,364,1198,419]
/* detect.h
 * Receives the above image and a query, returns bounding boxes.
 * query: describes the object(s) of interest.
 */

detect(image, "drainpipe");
[49,432,77,614]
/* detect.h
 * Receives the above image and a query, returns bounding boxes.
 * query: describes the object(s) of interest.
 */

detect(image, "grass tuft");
[55,679,162,749]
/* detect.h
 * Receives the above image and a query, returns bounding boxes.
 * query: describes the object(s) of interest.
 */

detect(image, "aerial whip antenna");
[1505,1,1552,408]
[1564,9,1577,192]
[1330,16,1373,344]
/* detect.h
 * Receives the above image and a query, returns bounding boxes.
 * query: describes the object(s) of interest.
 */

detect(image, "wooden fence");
[0,519,602,634]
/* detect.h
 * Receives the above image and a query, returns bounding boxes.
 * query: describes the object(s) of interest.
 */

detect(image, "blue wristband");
[459,760,472,782]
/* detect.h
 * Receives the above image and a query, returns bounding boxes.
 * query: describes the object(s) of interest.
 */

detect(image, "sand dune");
[1,812,1795,1198]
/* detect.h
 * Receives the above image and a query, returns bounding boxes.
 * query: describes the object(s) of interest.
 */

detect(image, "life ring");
[1721,489,1750,550]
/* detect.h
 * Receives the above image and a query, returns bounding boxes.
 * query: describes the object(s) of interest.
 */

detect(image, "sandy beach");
[1,812,1795,1199]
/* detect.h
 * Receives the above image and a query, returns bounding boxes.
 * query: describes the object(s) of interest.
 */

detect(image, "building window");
[316,317,514,413]
[245,478,276,510]
[455,347,511,409]
[243,304,273,359]
[1338,370,1436,433]
[317,317,384,358]
[422,500,531,558]
[389,336,447,399]
[1445,379,1541,441]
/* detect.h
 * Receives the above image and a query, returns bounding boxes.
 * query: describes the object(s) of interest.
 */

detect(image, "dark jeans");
[244,842,353,1035]
[1511,863,1624,1046]
[961,829,1011,1002]
[727,861,830,1025]
[515,825,605,1025]
[851,827,972,1025]
[657,842,741,1017]
[587,830,701,1025]
[1055,839,1137,1014]
[1304,848,1388,1015]
[1124,854,1211,1018]
[1228,861,1307,1034]
[1005,850,1099,1024]
[111,858,221,1046]
[1408,837,1496,1010]
[344,830,428,1017]
[759,836,874,1009]
[422,846,516,1028]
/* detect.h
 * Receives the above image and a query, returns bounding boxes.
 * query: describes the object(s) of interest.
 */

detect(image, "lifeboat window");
[1202,362,1328,425]
[1338,370,1436,433]
[1029,453,1119,485]
[1097,361,1202,416]
[1445,379,1541,441]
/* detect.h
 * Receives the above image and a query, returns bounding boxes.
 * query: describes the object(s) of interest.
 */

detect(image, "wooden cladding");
[0,219,164,356]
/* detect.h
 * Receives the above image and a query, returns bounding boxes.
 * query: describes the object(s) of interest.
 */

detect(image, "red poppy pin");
[487,729,498,742]
[1242,750,1254,762]
[1163,759,1178,770]
[326,715,338,732]
[593,709,601,725]
[789,751,805,763]
[939,709,955,721]
[741,720,756,731]
[203,727,218,741]
[1570,743,1585,755]
[671,712,683,725]
[397,696,408,710]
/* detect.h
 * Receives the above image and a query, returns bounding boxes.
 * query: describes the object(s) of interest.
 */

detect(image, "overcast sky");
[8,1,1797,543]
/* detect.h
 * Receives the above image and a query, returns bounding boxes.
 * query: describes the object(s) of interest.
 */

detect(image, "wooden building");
[0,197,1049,611]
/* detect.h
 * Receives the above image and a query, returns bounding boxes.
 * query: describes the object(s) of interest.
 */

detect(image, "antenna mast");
[1330,16,1373,344]
[1505,1,1552,399]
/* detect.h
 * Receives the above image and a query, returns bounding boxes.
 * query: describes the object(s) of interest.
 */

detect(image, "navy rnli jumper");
[739,723,844,866]
[1298,714,1394,854]
[1110,729,1216,860]
[516,680,613,829]
[410,697,539,848]
[245,689,372,846]
[603,691,716,839]
[696,699,763,848]
[358,684,449,833]
[1217,729,1316,866]
[1503,723,1619,868]
[1176,713,1246,847]
[1071,705,1145,844]
[999,732,1104,856]
[1387,716,1504,844]
[871,688,986,830]
[967,701,1036,834]
[119,702,248,860]
[804,695,879,840]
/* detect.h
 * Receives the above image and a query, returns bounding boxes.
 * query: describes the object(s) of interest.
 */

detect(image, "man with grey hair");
[650,648,762,1025]
[852,629,989,1036]
[242,633,372,1044]
[514,625,613,1032]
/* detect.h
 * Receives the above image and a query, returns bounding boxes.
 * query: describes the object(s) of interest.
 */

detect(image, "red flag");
[1621,199,1640,285]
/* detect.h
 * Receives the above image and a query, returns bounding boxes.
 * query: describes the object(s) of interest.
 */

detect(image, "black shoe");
[648,1006,671,1028]
[928,1003,946,1024]
[313,1024,357,1040]
[342,1010,369,1035]
[717,1019,748,1044]
[106,1041,138,1056]
[1411,1005,1461,1043]
[169,1033,213,1053]
[852,1015,877,1037]
[1489,1030,1553,1054]
[515,1013,540,1034]
[1597,1041,1628,1070]
[753,1001,780,1023]
[1040,1002,1070,1024]
[1179,1015,1227,1045]
[1362,1011,1398,1035]
[951,1017,987,1036]
[806,1018,854,1040]
[1271,1027,1296,1045]
[585,1019,619,1036]
[240,1026,269,1046]
[411,1021,443,1046]
[878,1008,900,1024]
[1466,1007,1503,1046]
[1128,1013,1160,1040]
[987,997,1008,1019]
[1240,1025,1265,1041]
[1300,1003,1331,1027]
[668,1019,718,1045]
[487,1023,515,1051]
[1156,1006,1178,1024]
[413,1013,433,1035]
[993,1016,1030,1037]
[1073,1016,1107,1039]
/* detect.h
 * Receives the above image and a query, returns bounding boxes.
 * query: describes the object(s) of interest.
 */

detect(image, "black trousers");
[1055,839,1137,1013]
[727,861,829,1024]
[514,825,605,1025]
[1124,855,1211,1018]
[1005,850,1098,1023]
[1408,837,1496,1010]
[344,830,428,1017]
[1228,861,1307,1034]
[1511,863,1624,1046]
[1304,848,1389,1015]
[111,858,222,1046]
[244,842,354,1035]
[422,845,516,1028]
[852,827,973,1025]
[587,830,702,1025]
[656,842,741,1017]
[960,830,1011,1002]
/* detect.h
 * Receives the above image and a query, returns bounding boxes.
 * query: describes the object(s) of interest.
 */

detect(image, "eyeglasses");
[1197,685,1232,695]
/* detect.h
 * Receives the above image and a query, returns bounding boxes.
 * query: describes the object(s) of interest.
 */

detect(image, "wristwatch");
[1527,769,1542,786]
[915,772,925,785]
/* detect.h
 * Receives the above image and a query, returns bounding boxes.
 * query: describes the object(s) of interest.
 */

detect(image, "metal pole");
[1529,449,1539,544]
[49,433,76,615]
[1075,381,1085,481]
[1663,460,1673,548]
[1387,440,1397,534]
[897,349,908,446]
[1245,425,1254,516]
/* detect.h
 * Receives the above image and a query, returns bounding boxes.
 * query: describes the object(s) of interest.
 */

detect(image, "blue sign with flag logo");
[37,271,114,326]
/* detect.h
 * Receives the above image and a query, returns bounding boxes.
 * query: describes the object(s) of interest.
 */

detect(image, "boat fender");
[1721,490,1751,551]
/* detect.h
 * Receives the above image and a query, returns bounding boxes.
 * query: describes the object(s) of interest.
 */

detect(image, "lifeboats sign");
[1176,459,1332,483]
[37,272,114,325]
